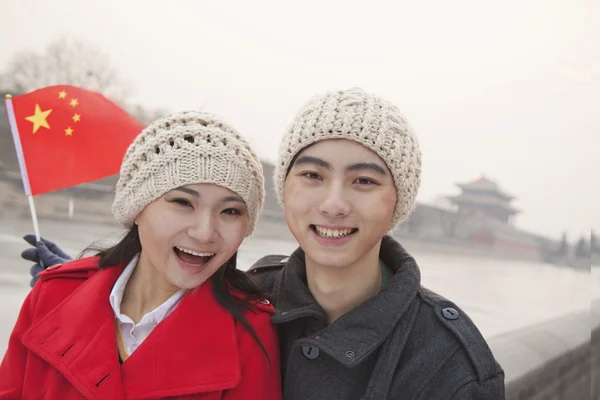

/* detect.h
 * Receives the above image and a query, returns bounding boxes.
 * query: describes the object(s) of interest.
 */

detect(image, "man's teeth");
[176,247,214,257]
[314,226,355,238]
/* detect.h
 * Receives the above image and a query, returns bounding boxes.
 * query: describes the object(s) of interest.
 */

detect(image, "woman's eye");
[222,208,242,216]
[302,172,322,180]
[172,198,193,207]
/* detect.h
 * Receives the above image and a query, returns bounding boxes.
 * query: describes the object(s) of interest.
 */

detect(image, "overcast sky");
[1,0,597,240]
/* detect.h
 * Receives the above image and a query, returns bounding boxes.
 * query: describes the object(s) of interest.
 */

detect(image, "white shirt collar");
[109,254,186,324]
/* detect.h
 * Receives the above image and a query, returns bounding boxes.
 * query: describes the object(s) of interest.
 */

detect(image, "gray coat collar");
[271,235,422,367]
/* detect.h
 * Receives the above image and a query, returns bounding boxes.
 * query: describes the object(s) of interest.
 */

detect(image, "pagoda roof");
[447,193,520,214]
[456,176,514,201]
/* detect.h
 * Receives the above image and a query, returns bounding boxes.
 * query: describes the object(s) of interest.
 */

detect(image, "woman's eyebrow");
[173,187,200,197]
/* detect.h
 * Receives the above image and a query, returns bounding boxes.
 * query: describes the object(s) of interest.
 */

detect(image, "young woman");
[0,111,281,399]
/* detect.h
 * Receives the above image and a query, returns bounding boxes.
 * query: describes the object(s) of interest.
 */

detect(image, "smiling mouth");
[174,247,215,266]
[310,225,358,239]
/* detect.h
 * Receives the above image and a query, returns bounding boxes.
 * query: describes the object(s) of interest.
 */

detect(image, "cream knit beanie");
[275,87,421,231]
[112,111,264,236]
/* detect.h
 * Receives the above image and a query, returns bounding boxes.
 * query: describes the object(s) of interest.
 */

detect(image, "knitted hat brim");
[113,146,262,237]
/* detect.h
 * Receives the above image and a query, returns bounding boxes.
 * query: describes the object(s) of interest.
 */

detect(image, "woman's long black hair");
[84,225,271,363]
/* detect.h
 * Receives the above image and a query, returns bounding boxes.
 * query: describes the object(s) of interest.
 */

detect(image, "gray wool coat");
[248,235,505,400]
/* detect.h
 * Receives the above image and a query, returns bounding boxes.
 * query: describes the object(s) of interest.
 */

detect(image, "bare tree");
[0,38,131,106]
[128,104,167,125]
[575,236,590,259]
[592,230,599,255]
[557,231,569,257]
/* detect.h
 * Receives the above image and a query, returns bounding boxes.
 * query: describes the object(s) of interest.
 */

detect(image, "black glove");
[22,235,73,287]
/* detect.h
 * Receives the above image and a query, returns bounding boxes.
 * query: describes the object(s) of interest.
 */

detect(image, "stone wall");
[488,301,599,399]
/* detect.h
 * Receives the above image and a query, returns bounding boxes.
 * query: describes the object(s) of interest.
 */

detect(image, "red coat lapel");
[22,265,241,399]
[22,265,126,399]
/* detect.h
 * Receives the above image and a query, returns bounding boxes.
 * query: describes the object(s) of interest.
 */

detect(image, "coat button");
[301,345,320,360]
[442,307,459,320]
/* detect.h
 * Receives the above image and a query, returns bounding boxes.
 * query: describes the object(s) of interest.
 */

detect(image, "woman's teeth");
[313,226,356,238]
[175,247,214,257]
[174,247,215,267]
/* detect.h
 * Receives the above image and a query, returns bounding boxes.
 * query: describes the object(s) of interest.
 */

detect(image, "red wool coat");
[0,257,281,399]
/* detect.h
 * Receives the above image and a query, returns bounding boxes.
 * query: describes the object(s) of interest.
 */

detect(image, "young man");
[20,88,505,399]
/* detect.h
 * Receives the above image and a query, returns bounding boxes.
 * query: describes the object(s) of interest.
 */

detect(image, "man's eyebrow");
[220,195,245,204]
[292,155,331,169]
[173,187,200,197]
[345,163,388,175]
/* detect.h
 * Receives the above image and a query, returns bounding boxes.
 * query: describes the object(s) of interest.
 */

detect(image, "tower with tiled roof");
[447,176,519,224]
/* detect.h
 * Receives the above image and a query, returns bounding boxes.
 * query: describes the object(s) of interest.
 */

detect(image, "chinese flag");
[6,85,144,196]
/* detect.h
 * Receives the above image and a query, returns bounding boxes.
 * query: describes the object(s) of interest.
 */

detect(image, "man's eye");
[303,172,322,180]
[354,177,376,185]
[222,208,242,216]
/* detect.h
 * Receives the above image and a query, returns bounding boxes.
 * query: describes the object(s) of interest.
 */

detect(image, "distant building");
[442,176,552,256]
[447,176,520,225]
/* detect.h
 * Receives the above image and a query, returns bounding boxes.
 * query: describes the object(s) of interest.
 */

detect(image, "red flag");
[5,85,144,196]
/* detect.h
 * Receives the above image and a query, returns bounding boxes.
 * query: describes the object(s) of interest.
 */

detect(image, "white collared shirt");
[109,254,186,356]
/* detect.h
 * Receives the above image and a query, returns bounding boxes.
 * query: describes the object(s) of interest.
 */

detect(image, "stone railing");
[488,300,598,399]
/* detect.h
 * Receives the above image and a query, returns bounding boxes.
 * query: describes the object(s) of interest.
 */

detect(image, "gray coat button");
[301,345,320,360]
[442,307,459,320]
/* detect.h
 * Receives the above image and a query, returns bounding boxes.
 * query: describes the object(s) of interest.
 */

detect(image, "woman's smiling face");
[135,183,249,290]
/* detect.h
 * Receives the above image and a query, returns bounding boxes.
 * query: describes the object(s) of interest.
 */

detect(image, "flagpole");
[4,94,44,248]
[27,195,42,242]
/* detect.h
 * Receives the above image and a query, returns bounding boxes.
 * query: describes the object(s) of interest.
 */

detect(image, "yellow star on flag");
[72,113,81,122]
[25,104,53,134]
[70,98,79,107]
[58,90,67,99]
[65,127,74,136]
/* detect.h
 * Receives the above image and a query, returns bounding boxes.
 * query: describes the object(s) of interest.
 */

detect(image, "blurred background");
[0,0,597,398]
